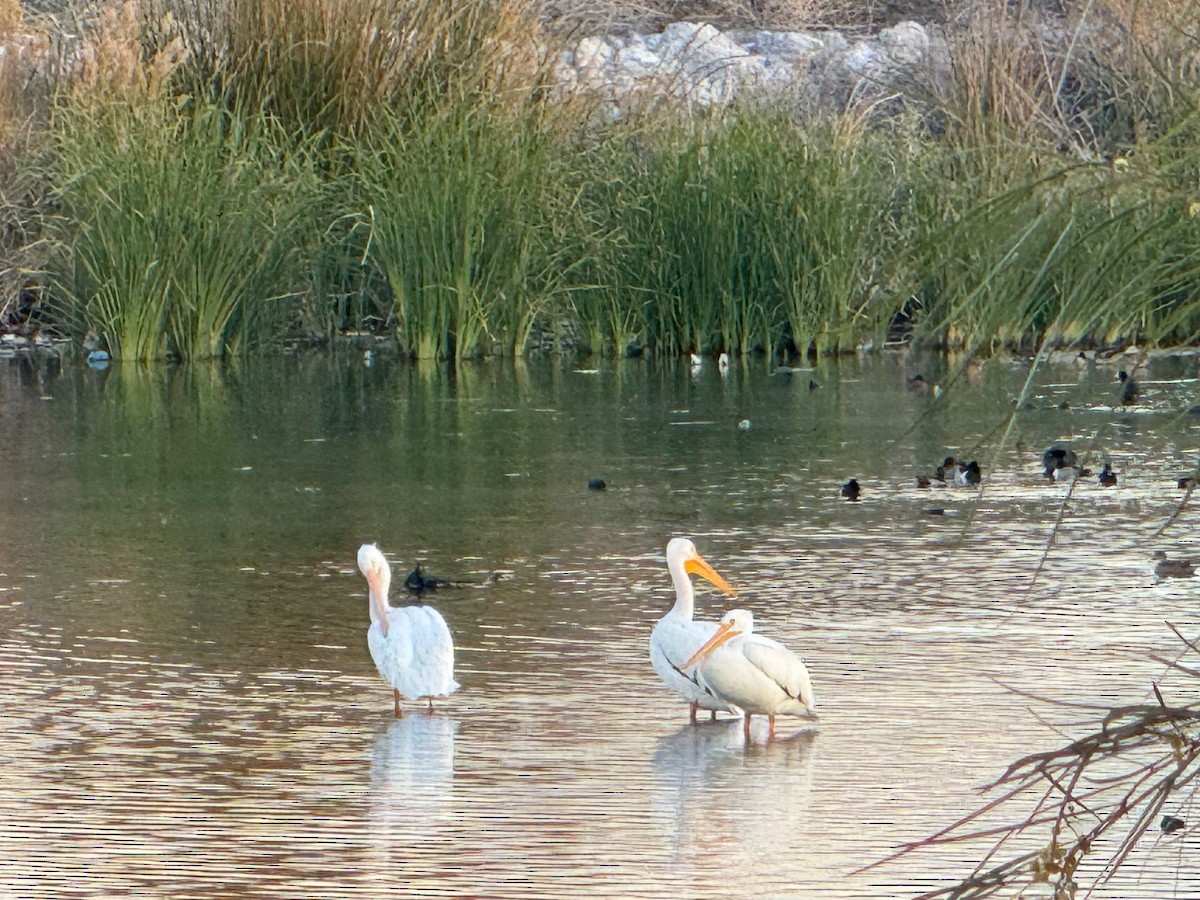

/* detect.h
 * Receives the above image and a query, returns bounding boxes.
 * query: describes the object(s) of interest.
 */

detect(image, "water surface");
[2,351,1200,897]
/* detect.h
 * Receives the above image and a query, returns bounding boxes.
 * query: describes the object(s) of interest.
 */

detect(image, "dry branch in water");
[869,624,1200,899]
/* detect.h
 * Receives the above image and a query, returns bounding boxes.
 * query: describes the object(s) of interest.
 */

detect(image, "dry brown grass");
[0,0,21,31]
[65,1,186,104]
[538,0,920,35]
[0,4,52,329]
[1066,0,1200,146]
[938,2,1071,149]
[926,0,1200,160]
[145,0,555,137]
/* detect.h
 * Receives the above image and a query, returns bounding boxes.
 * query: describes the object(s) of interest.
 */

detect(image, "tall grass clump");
[153,0,547,139]
[885,0,1200,356]
[0,2,53,329]
[353,101,582,361]
[573,107,898,359]
[46,100,323,359]
[894,148,1200,355]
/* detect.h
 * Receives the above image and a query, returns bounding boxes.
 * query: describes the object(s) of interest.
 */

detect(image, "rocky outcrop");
[555,20,947,117]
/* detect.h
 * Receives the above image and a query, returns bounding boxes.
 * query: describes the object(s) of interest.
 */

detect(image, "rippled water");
[3,351,1200,897]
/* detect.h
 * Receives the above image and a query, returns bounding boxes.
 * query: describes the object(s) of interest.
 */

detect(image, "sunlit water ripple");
[2,352,1200,897]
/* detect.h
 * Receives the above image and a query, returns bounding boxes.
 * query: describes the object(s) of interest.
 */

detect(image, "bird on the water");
[649,538,738,724]
[1162,815,1186,834]
[1042,445,1078,479]
[404,562,453,594]
[841,478,861,501]
[955,460,982,486]
[1153,551,1195,579]
[357,543,459,717]
[683,608,817,742]
[933,457,957,482]
[1118,369,1140,405]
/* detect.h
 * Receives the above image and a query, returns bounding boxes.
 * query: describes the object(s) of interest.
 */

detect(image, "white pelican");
[684,608,816,741]
[650,538,738,723]
[357,543,460,717]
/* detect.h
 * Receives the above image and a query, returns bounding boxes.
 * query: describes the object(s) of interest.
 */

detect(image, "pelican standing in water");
[650,538,738,723]
[684,608,816,741]
[357,543,459,717]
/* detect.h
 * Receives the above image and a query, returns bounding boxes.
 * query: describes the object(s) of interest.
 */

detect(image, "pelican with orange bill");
[649,538,739,723]
[684,608,817,741]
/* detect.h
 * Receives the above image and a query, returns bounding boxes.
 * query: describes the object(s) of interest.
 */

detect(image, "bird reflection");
[368,716,459,838]
[651,722,818,868]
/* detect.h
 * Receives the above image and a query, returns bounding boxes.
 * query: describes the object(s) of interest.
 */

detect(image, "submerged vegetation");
[2,0,1200,360]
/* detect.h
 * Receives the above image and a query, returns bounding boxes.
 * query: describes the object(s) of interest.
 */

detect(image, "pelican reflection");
[652,723,818,869]
[369,715,459,837]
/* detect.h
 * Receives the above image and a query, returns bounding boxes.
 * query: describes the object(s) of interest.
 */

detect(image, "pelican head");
[683,608,754,668]
[665,538,737,598]
[357,543,392,633]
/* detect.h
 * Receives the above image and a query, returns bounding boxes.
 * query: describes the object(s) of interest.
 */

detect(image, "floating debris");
[736,419,752,432]
[587,478,607,491]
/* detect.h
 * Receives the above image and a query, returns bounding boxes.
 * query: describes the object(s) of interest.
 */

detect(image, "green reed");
[571,109,897,360]
[895,139,1200,355]
[16,0,1200,363]
[352,100,582,362]
[47,100,321,360]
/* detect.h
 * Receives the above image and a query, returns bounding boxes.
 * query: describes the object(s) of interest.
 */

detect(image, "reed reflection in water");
[2,352,1200,897]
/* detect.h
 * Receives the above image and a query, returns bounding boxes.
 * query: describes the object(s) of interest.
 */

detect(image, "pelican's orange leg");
[393,689,403,718]
[689,701,699,724]
[743,714,752,742]
[426,699,435,716]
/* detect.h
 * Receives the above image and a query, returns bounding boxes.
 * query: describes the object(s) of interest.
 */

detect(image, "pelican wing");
[398,605,460,698]
[650,616,730,711]
[742,637,815,710]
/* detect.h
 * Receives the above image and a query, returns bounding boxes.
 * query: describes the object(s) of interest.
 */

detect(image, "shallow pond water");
[2,350,1200,897]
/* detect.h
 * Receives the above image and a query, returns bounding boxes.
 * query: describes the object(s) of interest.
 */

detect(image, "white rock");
[879,21,931,66]
[554,19,943,115]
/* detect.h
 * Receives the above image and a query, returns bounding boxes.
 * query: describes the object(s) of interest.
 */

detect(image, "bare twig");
[876,630,1200,899]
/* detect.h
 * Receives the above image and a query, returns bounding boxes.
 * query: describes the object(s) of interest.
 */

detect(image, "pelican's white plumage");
[650,538,737,722]
[684,608,816,741]
[357,543,459,717]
